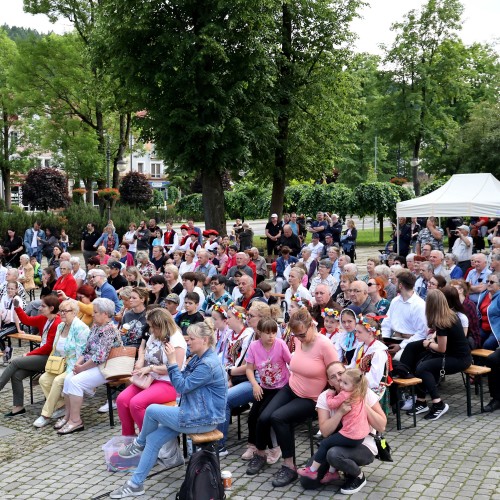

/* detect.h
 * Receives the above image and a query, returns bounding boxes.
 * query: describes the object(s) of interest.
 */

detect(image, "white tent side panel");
[396,173,500,218]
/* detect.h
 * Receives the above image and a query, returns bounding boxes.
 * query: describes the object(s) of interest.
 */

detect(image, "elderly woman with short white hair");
[57,298,122,435]
[18,254,36,292]
[70,257,87,287]
[445,253,463,280]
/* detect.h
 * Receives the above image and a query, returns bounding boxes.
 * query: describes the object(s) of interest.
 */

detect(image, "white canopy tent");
[395,173,500,250]
[396,173,500,218]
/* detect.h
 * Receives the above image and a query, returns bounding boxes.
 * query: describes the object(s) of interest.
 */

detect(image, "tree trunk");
[2,112,11,210]
[378,214,384,244]
[113,112,131,189]
[270,2,293,219]
[412,138,421,196]
[201,169,226,235]
[83,178,93,204]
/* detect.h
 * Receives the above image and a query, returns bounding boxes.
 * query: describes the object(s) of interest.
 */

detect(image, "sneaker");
[340,473,366,494]
[271,465,298,488]
[297,466,318,480]
[119,439,145,458]
[406,401,428,416]
[98,400,117,413]
[401,395,416,411]
[320,470,341,485]
[246,453,267,475]
[109,481,145,498]
[315,430,322,437]
[241,444,258,460]
[33,416,51,428]
[52,407,66,420]
[218,446,228,457]
[266,446,282,465]
[424,402,449,421]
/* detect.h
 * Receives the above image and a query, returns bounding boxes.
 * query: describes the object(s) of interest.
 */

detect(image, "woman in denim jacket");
[93,225,119,254]
[111,320,227,499]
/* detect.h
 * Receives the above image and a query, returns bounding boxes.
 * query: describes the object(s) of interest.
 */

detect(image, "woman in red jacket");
[0,294,61,417]
[53,262,78,299]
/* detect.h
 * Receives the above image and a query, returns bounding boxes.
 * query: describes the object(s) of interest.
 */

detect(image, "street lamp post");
[106,135,111,221]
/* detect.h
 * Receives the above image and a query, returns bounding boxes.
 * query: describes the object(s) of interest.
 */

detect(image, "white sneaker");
[98,401,117,413]
[316,430,322,437]
[33,416,51,428]
[401,395,416,411]
[52,407,66,419]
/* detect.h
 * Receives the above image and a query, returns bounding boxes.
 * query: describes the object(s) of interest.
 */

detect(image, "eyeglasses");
[487,280,499,285]
[59,309,74,314]
[367,283,376,287]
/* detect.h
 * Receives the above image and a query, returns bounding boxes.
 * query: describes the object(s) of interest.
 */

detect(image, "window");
[44,159,50,167]
[137,162,144,174]
[151,163,161,178]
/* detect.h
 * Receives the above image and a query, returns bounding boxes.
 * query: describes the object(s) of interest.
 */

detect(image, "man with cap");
[307,232,324,260]
[451,224,473,274]
[108,261,128,291]
[164,293,180,318]
[265,213,282,256]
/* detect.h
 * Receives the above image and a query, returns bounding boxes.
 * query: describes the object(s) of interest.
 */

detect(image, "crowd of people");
[0,212,498,497]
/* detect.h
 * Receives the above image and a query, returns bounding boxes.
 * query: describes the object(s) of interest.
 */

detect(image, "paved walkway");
[1,246,499,498]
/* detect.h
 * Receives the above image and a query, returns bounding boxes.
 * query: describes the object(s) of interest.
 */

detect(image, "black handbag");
[370,433,393,462]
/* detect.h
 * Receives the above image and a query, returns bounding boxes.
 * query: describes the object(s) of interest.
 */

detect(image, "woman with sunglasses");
[33,299,90,428]
[367,277,390,315]
[477,271,500,350]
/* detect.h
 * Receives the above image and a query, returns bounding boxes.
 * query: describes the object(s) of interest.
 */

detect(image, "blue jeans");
[217,381,254,447]
[130,404,214,486]
[481,329,499,350]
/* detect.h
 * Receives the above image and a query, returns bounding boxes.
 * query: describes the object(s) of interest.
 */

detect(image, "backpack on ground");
[176,449,225,500]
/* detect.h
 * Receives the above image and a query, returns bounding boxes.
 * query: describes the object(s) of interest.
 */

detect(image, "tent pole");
[396,216,400,256]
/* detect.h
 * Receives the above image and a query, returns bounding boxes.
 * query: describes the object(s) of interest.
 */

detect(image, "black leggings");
[314,433,363,464]
[247,387,279,448]
[255,384,316,459]
[485,348,500,401]
[401,340,471,400]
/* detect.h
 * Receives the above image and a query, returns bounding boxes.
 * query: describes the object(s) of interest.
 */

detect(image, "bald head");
[314,284,331,306]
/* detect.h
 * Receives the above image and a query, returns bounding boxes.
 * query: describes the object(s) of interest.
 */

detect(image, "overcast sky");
[1,0,499,55]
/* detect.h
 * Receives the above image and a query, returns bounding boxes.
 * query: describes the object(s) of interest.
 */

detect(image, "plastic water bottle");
[186,437,193,457]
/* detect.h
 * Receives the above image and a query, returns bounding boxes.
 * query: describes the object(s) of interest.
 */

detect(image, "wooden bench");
[471,349,495,359]
[8,332,42,351]
[462,365,491,416]
[393,377,422,430]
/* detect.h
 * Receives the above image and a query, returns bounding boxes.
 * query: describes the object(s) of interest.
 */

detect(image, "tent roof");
[396,173,500,217]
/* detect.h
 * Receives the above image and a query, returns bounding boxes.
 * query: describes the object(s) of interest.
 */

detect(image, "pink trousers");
[116,380,177,436]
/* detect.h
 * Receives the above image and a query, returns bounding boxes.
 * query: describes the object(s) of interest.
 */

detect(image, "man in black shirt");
[265,214,282,256]
[81,222,100,269]
[135,220,151,252]
[278,224,301,257]
[108,261,128,291]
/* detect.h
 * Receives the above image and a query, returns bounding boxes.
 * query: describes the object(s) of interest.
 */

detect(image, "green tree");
[22,167,70,211]
[93,0,276,235]
[380,0,466,195]
[0,29,23,210]
[352,182,400,243]
[267,0,362,217]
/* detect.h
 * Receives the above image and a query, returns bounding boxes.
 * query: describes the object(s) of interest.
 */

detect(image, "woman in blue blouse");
[111,320,227,499]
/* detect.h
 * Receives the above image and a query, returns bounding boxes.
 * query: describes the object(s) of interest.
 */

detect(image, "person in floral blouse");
[136,251,156,284]
[58,298,122,434]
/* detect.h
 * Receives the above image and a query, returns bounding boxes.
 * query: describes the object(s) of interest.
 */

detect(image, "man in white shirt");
[70,257,87,287]
[466,254,492,304]
[451,225,473,274]
[382,270,428,361]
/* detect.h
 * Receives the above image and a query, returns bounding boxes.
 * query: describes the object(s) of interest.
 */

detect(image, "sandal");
[57,421,85,435]
[53,418,68,430]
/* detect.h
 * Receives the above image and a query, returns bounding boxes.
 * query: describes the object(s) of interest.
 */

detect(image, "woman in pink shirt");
[245,309,338,487]
[298,368,369,482]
